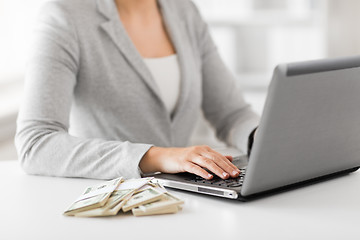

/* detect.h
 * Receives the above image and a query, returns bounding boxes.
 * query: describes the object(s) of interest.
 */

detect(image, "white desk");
[1,160,359,240]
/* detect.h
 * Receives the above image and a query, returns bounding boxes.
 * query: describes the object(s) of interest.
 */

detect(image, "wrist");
[139,146,164,173]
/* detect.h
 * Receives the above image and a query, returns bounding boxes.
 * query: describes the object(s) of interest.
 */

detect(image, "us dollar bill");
[73,178,153,217]
[132,205,180,217]
[132,192,184,216]
[122,187,165,212]
[63,177,123,216]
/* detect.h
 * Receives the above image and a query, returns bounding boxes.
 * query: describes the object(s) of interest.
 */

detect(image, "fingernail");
[208,174,213,179]
[232,171,238,176]
[222,172,228,177]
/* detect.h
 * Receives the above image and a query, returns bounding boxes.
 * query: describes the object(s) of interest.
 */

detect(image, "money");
[74,189,133,217]
[73,178,153,217]
[122,187,165,212]
[132,192,184,217]
[116,178,154,192]
[63,177,123,216]
[132,205,180,216]
[64,177,184,218]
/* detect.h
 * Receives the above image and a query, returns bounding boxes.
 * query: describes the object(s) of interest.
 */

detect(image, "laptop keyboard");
[188,167,246,188]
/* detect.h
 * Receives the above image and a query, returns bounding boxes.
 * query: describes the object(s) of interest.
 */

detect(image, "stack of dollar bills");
[63,177,184,217]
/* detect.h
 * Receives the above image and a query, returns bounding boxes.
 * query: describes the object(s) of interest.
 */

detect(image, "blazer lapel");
[97,0,163,102]
[97,0,192,125]
[158,0,192,123]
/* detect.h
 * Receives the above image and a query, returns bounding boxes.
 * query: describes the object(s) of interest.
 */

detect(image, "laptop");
[149,56,360,201]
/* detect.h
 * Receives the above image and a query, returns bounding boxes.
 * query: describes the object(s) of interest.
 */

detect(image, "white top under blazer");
[143,54,181,114]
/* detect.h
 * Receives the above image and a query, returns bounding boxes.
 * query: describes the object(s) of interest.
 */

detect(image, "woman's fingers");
[192,156,231,179]
[183,162,213,180]
[202,150,240,178]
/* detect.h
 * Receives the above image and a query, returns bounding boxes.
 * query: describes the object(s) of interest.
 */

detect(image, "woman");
[15,0,259,180]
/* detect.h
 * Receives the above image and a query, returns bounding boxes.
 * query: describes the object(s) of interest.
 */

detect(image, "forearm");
[15,120,152,179]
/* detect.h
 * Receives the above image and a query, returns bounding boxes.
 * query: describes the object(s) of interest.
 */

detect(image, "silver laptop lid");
[241,56,360,196]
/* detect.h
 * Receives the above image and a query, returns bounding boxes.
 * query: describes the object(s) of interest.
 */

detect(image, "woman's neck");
[115,0,159,19]
[114,0,175,58]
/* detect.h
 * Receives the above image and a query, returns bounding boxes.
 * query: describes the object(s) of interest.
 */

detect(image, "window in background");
[0,0,45,84]
[193,0,327,88]
[0,0,45,113]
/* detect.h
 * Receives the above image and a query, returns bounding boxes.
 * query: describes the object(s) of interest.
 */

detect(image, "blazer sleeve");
[15,2,152,180]
[189,2,260,153]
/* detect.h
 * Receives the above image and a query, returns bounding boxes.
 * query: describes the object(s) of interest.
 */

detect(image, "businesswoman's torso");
[17,0,259,179]
[68,0,202,147]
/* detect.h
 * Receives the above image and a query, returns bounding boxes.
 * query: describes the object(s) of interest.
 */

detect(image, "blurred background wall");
[0,0,359,160]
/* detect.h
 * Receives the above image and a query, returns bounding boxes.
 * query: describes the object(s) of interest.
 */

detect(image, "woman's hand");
[139,146,241,180]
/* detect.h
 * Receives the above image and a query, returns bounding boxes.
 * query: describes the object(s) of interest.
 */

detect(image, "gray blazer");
[15,0,260,179]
